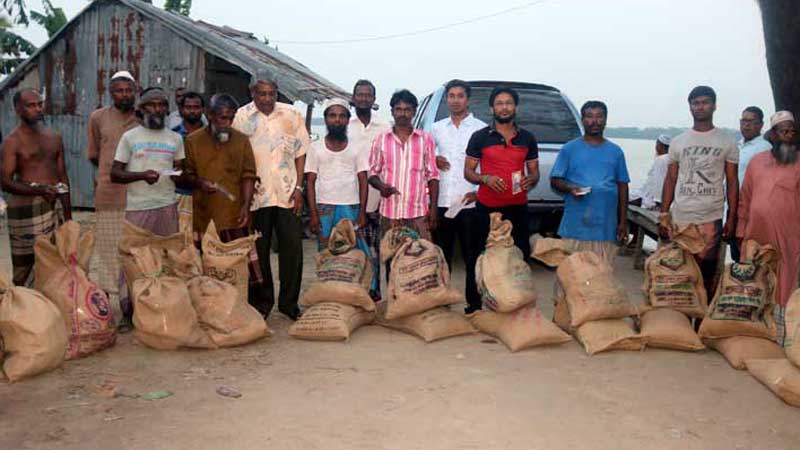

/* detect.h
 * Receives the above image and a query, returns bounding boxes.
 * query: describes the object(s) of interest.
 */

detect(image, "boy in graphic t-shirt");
[661,85,739,300]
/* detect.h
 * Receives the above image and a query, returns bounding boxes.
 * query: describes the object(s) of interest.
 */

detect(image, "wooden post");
[305,103,313,132]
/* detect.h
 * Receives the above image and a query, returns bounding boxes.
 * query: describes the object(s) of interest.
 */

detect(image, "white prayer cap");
[657,134,672,146]
[770,110,795,128]
[322,97,351,115]
[110,70,135,83]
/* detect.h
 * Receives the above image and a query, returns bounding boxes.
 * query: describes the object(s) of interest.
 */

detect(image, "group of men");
[2,72,798,343]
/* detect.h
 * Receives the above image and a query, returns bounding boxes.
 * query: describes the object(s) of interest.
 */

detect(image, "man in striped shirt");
[368,89,439,242]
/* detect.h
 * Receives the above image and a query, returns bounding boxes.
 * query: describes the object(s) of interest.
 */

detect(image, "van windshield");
[434,87,581,144]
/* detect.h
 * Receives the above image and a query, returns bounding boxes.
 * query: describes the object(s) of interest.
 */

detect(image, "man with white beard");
[737,110,800,346]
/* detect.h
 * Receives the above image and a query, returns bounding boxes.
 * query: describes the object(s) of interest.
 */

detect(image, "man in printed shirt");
[233,76,310,321]
[86,70,138,315]
[431,79,486,314]
[348,79,390,300]
[111,87,185,323]
[368,89,439,242]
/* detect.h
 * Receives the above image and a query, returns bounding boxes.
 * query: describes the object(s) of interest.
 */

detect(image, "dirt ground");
[1,212,798,450]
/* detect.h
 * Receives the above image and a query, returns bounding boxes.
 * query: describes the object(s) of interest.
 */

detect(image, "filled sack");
[165,245,203,281]
[288,303,374,341]
[552,296,574,334]
[531,237,572,268]
[475,213,537,312]
[0,271,67,382]
[130,246,216,350]
[300,219,374,311]
[380,228,462,320]
[34,221,116,359]
[119,220,190,292]
[201,221,258,304]
[746,359,800,407]
[698,242,779,340]
[557,251,638,328]
[643,224,708,318]
[470,304,571,352]
[639,308,704,351]
[378,305,475,343]
[705,336,785,370]
[784,289,800,366]
[187,276,269,347]
[575,319,644,355]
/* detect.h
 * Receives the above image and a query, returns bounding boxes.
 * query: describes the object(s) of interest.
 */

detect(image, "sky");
[11,0,774,129]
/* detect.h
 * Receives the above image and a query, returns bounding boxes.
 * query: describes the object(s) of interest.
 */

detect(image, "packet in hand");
[511,171,523,194]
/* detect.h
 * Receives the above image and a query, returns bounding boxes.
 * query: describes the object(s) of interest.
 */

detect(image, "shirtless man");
[1,88,71,286]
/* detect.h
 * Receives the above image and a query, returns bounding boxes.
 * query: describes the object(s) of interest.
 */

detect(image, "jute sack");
[130,246,216,350]
[378,304,475,343]
[119,220,190,292]
[531,237,571,268]
[698,242,779,340]
[643,224,708,318]
[201,221,258,304]
[784,289,800,366]
[557,251,638,328]
[300,219,374,312]
[381,228,462,320]
[640,308,704,351]
[553,296,575,334]
[164,245,203,281]
[34,221,116,359]
[470,304,572,352]
[187,276,269,347]
[575,319,644,355]
[0,271,67,382]
[705,336,785,370]
[746,359,800,407]
[475,213,537,312]
[288,302,374,341]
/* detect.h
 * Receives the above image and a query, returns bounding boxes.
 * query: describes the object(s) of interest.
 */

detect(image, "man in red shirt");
[465,86,540,259]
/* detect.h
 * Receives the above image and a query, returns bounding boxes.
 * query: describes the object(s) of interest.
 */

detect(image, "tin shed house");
[0,0,347,207]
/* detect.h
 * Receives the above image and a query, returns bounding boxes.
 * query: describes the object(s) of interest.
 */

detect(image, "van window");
[434,87,581,144]
[415,94,432,129]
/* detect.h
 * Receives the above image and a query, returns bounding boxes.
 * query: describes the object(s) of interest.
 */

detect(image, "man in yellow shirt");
[233,76,309,320]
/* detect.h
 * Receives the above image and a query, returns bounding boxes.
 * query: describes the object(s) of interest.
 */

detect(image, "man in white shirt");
[731,106,771,261]
[347,80,391,301]
[306,98,370,257]
[631,134,671,210]
[431,80,487,313]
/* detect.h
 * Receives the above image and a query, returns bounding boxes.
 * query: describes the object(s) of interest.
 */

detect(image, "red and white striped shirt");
[369,129,440,219]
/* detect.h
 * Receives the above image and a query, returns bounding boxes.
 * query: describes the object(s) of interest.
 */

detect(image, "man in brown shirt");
[184,94,269,314]
[86,71,138,310]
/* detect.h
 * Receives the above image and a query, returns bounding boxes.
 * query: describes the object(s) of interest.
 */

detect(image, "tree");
[30,0,66,37]
[0,15,35,74]
[164,0,192,16]
[1,0,28,26]
[757,0,800,116]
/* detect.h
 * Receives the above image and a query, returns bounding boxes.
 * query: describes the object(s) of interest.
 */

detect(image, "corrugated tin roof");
[0,0,348,104]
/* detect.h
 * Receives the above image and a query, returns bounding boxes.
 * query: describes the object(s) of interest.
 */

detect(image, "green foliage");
[31,0,66,37]
[0,14,35,74]
[164,0,192,16]
[1,0,28,26]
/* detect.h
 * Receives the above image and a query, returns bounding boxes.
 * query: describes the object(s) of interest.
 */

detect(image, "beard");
[143,113,165,129]
[211,124,230,143]
[772,143,798,165]
[326,124,348,141]
[22,115,43,127]
[184,114,202,125]
[494,113,515,124]
[115,100,135,112]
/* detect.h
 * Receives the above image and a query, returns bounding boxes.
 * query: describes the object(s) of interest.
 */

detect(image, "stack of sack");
[0,270,67,382]
[639,223,707,351]
[552,248,642,355]
[34,221,117,359]
[375,226,474,343]
[699,240,784,369]
[291,219,376,341]
[745,290,800,407]
[470,213,570,352]
[123,220,268,350]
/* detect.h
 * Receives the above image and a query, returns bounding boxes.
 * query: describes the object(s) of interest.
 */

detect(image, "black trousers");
[476,202,531,258]
[434,206,482,312]
[251,206,303,319]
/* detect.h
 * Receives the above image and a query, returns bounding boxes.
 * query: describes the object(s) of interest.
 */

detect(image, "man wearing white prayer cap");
[737,109,798,345]
[86,69,139,329]
[630,134,672,210]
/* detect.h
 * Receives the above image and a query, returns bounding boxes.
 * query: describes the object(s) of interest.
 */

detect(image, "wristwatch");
[294,186,303,193]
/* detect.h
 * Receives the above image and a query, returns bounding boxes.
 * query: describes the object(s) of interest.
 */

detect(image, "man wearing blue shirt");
[550,100,630,266]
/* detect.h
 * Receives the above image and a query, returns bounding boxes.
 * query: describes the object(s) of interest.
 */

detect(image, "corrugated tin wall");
[0,1,203,208]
